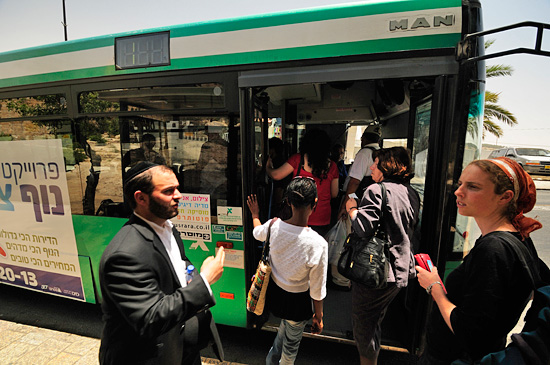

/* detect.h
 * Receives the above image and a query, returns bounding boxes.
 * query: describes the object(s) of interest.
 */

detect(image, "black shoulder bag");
[337,183,389,289]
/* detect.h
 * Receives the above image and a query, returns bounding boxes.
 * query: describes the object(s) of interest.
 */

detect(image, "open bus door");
[239,60,462,353]
[241,87,274,329]
[238,17,549,355]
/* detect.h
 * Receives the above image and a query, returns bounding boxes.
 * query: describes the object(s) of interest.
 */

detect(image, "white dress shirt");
[134,213,212,295]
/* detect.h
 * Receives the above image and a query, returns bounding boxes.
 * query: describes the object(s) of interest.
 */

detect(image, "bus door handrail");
[457,21,550,64]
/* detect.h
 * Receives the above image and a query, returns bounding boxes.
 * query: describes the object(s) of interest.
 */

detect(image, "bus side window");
[75,118,125,217]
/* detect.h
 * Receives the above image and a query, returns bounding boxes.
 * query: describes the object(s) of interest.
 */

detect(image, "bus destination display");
[115,32,170,70]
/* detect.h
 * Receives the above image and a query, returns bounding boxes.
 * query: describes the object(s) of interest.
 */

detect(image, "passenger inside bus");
[268,136,291,219]
[196,123,229,198]
[122,133,166,173]
[338,124,382,219]
[331,143,348,192]
[266,129,339,237]
[80,139,102,215]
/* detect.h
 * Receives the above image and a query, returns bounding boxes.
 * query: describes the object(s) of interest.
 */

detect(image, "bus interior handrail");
[457,21,550,64]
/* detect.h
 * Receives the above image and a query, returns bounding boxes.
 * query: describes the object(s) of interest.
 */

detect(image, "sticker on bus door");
[217,206,243,225]
[172,193,212,242]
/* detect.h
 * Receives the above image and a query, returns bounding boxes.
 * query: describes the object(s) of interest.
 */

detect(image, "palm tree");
[483,40,517,138]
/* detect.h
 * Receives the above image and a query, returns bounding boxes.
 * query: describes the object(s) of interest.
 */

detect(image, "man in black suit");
[99,162,225,364]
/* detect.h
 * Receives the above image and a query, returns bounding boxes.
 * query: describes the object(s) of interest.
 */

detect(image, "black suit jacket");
[99,214,222,364]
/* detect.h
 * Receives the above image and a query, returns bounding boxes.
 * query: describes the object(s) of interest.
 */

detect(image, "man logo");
[390,15,454,31]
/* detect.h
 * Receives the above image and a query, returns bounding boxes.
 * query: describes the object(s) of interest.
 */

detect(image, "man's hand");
[200,247,225,285]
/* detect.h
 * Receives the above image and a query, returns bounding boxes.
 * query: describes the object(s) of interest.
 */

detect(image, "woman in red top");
[267,129,339,236]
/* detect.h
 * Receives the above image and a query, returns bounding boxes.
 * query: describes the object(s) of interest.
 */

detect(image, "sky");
[0,0,548,148]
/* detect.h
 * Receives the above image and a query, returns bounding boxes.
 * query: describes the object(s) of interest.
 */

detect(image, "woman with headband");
[416,157,544,364]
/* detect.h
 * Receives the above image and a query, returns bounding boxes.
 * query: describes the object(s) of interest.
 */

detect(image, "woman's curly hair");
[299,129,331,180]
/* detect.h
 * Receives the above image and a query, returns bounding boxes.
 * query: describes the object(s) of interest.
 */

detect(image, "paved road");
[528,188,550,265]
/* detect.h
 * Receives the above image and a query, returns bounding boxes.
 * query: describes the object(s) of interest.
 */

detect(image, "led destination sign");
[115,32,170,70]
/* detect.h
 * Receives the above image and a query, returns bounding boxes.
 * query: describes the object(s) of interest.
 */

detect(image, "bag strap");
[347,183,388,259]
[350,183,387,242]
[378,183,387,220]
[261,218,278,262]
[374,183,387,236]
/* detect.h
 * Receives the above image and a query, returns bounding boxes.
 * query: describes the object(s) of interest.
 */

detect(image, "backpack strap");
[490,231,542,289]
[492,232,550,336]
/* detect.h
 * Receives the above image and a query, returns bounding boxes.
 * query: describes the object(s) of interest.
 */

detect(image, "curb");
[534,181,550,190]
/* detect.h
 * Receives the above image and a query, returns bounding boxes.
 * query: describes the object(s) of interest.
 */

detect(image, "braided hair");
[285,176,318,209]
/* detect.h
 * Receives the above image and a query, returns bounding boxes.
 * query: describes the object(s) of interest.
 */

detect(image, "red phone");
[415,253,447,294]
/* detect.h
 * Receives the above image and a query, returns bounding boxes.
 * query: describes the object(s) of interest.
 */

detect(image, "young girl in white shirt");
[247,176,328,365]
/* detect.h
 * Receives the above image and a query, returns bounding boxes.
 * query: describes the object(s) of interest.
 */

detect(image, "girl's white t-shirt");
[252,219,328,301]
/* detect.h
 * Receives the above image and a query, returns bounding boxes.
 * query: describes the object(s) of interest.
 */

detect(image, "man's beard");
[148,195,178,220]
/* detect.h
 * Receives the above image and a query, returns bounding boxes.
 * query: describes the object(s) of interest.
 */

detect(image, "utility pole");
[62,0,68,41]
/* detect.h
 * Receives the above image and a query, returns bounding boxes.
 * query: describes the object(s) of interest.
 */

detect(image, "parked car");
[488,147,550,175]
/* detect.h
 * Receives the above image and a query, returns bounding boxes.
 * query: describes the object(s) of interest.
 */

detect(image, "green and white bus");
[0,0,488,354]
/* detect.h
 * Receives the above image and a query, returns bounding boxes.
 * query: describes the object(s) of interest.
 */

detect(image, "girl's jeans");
[266,318,308,365]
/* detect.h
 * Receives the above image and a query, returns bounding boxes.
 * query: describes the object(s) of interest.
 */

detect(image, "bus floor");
[262,283,354,342]
[261,282,415,351]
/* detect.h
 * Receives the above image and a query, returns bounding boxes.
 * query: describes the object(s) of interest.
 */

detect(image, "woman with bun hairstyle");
[345,146,420,365]
[247,176,328,364]
[416,157,544,364]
